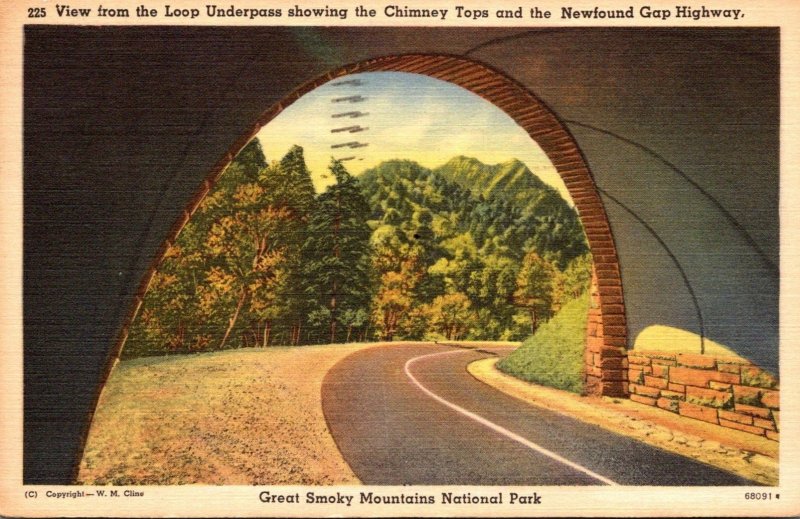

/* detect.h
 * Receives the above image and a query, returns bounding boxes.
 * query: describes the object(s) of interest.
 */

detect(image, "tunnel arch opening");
[112,53,628,397]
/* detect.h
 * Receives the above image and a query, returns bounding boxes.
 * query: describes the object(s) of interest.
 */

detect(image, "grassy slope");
[78,345,375,485]
[497,292,589,394]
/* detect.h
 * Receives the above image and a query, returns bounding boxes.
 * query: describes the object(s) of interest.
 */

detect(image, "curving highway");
[321,343,757,486]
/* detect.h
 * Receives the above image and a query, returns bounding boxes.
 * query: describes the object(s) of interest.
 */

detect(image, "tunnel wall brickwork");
[584,267,628,397]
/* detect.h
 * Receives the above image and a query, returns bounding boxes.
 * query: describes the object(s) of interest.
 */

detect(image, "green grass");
[497,292,589,394]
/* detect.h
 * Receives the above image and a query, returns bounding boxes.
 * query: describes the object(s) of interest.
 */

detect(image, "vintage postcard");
[1,0,798,516]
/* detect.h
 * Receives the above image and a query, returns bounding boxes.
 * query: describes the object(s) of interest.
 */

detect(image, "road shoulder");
[468,357,778,486]
[78,344,384,485]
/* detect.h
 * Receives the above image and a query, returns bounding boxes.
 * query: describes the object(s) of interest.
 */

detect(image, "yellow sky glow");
[256,71,573,204]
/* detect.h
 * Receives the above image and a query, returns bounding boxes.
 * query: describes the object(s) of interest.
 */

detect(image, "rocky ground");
[78,345,376,485]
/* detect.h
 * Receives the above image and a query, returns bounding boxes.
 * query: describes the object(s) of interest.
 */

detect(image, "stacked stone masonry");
[628,351,780,441]
[584,267,628,397]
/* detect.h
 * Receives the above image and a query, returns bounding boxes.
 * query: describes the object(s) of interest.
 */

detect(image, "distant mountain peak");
[433,155,559,206]
[442,155,493,168]
[359,155,568,210]
[502,157,526,167]
[451,155,480,162]
[442,155,525,169]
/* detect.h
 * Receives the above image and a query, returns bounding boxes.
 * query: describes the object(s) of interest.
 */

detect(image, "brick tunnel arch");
[113,53,628,397]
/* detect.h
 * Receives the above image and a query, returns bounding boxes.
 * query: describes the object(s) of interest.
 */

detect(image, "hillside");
[359,156,588,268]
[497,291,590,394]
[356,157,591,342]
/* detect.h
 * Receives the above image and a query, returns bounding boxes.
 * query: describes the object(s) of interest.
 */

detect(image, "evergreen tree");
[302,160,373,343]
[562,253,593,300]
[124,138,271,357]
[260,146,317,345]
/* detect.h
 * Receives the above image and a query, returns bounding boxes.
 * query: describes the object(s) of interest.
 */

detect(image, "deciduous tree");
[514,251,558,334]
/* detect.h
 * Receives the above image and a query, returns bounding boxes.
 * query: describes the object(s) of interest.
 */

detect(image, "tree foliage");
[514,251,558,334]
[124,143,593,358]
[358,158,591,341]
[302,160,373,344]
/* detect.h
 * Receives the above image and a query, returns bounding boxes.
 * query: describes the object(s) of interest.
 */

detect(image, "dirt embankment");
[78,344,379,485]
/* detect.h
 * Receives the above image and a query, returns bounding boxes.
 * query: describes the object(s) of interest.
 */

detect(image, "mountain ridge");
[357,155,588,269]
[433,155,567,214]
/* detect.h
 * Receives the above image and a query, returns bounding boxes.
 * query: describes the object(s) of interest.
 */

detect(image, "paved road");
[321,343,758,486]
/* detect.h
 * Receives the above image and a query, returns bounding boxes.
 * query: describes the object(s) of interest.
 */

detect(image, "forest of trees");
[122,138,592,359]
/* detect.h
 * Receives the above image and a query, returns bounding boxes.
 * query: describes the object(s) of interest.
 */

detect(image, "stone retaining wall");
[628,350,779,441]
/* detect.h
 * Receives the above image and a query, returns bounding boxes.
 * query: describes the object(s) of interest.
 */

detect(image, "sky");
[255,71,573,203]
